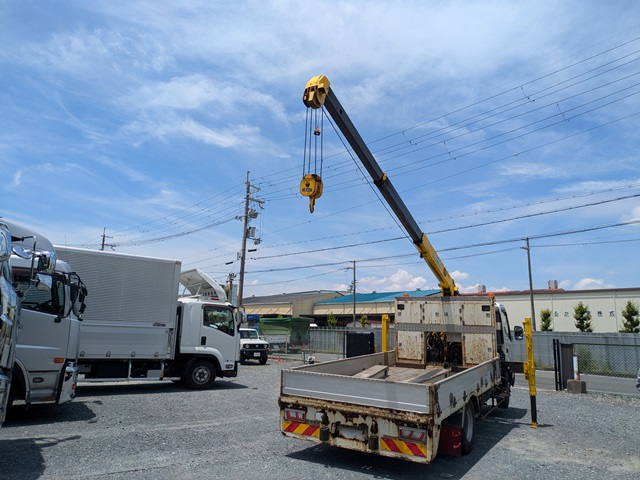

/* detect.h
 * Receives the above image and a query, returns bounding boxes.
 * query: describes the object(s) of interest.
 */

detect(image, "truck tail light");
[398,426,426,442]
[285,408,306,422]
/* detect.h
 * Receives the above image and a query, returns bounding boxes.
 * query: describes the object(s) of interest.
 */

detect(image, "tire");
[461,402,476,454]
[185,360,216,389]
[259,353,268,365]
[497,377,511,409]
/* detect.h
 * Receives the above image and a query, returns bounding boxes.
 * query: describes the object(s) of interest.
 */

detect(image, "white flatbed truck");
[279,295,520,463]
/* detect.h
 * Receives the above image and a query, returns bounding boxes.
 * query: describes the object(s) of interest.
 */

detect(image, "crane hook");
[300,173,323,213]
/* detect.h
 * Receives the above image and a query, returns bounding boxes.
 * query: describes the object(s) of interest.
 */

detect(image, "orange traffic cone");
[278,355,281,362]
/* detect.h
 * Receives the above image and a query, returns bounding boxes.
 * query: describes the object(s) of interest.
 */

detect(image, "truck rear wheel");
[461,402,476,454]
[185,360,216,389]
[497,374,512,409]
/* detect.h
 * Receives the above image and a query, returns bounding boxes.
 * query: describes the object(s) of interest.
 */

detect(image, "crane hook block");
[300,173,323,213]
[303,75,331,109]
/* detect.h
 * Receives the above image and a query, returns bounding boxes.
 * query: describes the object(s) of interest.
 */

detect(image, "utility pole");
[522,237,537,331]
[352,260,356,326]
[237,171,263,308]
[100,228,113,251]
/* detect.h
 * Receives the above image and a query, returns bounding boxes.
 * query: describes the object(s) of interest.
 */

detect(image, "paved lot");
[1,359,639,479]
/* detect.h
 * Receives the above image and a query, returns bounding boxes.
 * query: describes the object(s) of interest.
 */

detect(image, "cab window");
[14,269,64,316]
[203,306,235,336]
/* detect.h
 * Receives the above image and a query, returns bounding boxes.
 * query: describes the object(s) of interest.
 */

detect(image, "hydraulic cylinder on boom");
[300,75,458,296]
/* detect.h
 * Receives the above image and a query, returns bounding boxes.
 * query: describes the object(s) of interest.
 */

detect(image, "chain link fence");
[573,343,640,397]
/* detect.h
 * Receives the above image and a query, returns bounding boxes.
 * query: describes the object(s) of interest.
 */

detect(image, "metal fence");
[267,327,640,397]
[572,343,640,396]
[267,326,396,362]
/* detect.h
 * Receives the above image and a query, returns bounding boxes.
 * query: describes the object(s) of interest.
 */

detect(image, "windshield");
[240,329,259,339]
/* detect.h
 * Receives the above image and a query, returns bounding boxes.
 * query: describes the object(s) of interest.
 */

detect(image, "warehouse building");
[242,284,640,332]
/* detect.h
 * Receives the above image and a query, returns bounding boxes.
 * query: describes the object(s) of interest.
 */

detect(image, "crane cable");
[300,106,324,213]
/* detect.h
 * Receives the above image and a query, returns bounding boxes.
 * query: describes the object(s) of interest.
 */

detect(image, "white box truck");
[55,247,240,388]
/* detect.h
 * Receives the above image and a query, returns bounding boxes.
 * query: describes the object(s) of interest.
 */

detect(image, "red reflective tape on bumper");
[381,437,427,458]
[283,420,320,437]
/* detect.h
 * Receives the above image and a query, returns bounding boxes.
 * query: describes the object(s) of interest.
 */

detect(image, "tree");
[573,302,593,332]
[327,312,337,327]
[620,300,640,333]
[360,314,368,328]
[540,308,552,331]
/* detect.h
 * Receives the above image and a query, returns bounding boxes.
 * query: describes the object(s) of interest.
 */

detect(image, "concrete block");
[567,379,587,394]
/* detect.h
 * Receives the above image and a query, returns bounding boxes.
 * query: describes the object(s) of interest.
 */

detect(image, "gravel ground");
[1,359,639,480]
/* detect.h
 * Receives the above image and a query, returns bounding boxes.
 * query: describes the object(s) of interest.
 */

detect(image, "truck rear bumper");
[279,395,437,464]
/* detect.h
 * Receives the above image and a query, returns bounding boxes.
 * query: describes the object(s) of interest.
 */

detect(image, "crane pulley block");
[303,75,331,109]
[300,173,323,213]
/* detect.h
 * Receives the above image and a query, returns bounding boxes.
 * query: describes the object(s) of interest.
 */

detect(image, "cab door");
[14,271,72,402]
[200,304,240,367]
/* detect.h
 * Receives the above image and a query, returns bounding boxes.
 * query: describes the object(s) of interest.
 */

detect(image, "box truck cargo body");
[55,247,240,388]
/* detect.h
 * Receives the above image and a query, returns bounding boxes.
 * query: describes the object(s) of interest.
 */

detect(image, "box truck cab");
[5,219,86,410]
[10,257,86,407]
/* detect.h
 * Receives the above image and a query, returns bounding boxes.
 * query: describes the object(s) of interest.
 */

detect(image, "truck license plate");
[253,352,261,357]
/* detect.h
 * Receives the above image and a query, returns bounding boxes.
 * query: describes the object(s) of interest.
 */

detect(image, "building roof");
[317,289,441,305]
[494,287,640,296]
[242,290,343,305]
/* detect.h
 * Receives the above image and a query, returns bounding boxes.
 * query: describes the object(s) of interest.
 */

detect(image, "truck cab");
[0,223,19,425]
[10,256,86,407]
[177,269,241,385]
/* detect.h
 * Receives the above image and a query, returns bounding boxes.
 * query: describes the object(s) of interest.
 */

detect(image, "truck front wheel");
[185,360,216,389]
[259,353,268,365]
[461,402,476,454]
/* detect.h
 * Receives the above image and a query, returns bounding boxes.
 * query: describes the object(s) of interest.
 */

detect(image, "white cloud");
[450,270,470,280]
[10,170,21,188]
[573,278,615,290]
[359,269,433,292]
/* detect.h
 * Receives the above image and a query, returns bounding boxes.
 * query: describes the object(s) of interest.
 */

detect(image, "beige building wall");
[495,289,640,333]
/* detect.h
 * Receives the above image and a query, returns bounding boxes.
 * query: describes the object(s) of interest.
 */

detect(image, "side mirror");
[0,225,10,261]
[514,325,524,341]
[36,251,57,275]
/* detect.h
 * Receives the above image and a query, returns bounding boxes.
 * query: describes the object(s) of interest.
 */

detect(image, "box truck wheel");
[185,360,216,389]
[461,402,476,454]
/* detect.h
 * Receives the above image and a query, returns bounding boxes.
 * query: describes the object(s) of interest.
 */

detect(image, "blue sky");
[2,1,640,298]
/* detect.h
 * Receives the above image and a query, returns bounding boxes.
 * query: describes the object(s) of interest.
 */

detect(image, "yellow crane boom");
[302,75,458,296]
